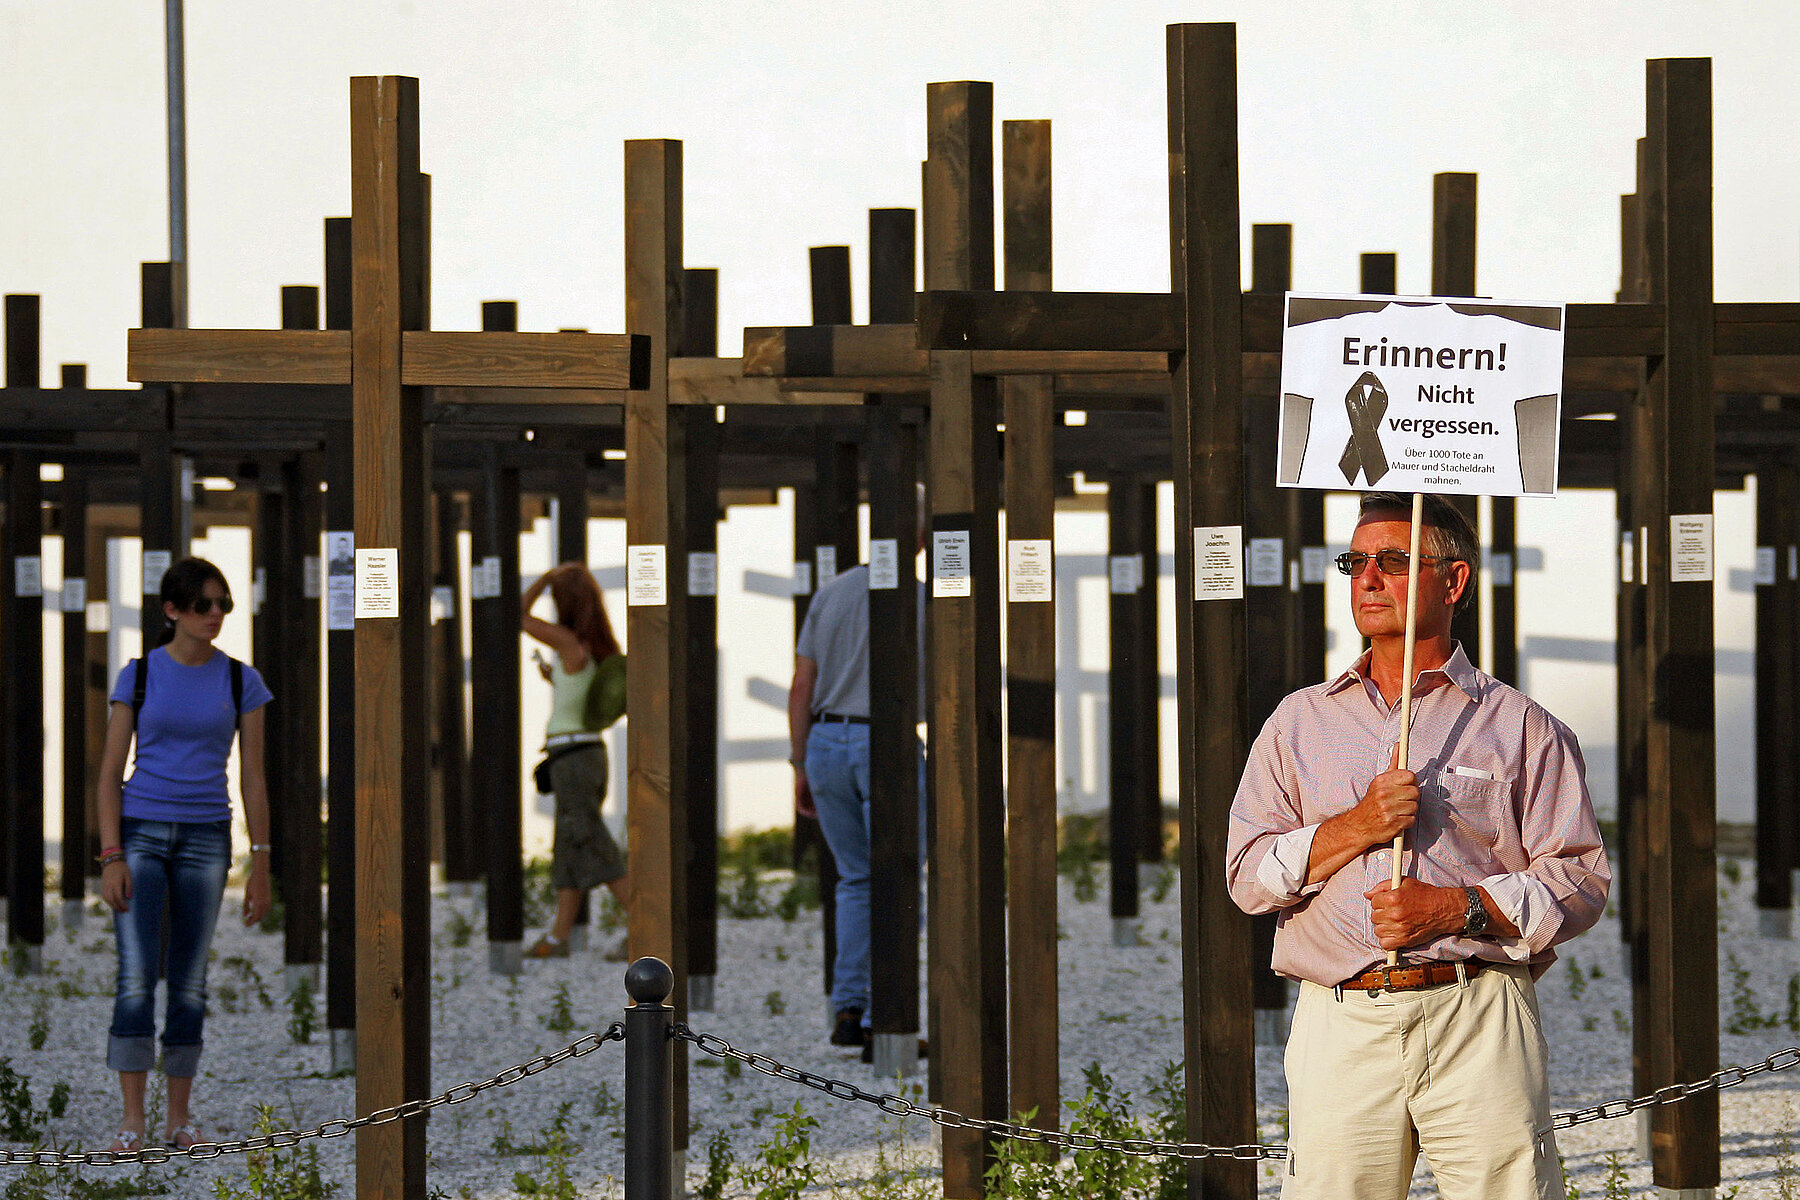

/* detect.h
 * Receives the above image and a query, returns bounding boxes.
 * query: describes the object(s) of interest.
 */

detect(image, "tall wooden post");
[867,399,924,1076]
[794,250,848,1006]
[139,265,181,653]
[82,495,112,884]
[280,285,326,992]
[866,206,924,1076]
[1133,480,1164,870]
[281,448,326,990]
[474,434,523,972]
[2,295,44,964]
[1245,224,1293,1043]
[1639,56,1718,1192]
[1490,494,1518,684]
[681,413,719,1003]
[1754,456,1798,936]
[925,78,1007,1197]
[327,421,359,1068]
[348,75,432,1200]
[1107,477,1146,942]
[1616,178,1648,979]
[623,135,690,1167]
[323,211,360,1070]
[1167,24,1255,1199]
[431,486,471,886]
[681,268,720,1006]
[59,467,90,922]
[255,470,291,929]
[1432,173,1484,668]
[1000,117,1059,1125]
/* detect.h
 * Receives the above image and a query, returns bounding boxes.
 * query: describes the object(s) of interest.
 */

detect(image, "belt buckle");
[1374,962,1412,993]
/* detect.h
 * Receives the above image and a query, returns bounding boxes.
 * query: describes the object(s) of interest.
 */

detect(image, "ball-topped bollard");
[625,956,674,1006]
[624,955,675,1200]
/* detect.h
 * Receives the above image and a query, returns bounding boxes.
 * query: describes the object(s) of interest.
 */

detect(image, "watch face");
[1464,888,1487,935]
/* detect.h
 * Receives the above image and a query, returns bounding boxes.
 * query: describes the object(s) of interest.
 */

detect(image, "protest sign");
[1276,294,1566,498]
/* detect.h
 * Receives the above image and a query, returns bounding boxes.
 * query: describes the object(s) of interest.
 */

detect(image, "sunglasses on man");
[186,597,236,615]
[1334,550,1463,577]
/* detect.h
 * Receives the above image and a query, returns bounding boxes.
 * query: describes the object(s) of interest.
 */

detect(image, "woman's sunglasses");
[1334,550,1461,577]
[188,597,235,616]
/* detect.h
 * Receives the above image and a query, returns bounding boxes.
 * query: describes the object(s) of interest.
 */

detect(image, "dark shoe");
[830,1007,867,1047]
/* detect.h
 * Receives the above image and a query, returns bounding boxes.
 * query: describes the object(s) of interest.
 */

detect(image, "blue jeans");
[807,723,872,1016]
[108,818,230,1077]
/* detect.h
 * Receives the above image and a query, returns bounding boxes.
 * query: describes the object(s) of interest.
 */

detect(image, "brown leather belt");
[1338,959,1483,993]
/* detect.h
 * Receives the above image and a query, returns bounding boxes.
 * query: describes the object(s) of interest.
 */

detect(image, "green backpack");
[582,652,628,732]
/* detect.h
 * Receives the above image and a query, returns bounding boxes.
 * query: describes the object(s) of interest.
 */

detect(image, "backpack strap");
[230,656,244,733]
[131,655,148,725]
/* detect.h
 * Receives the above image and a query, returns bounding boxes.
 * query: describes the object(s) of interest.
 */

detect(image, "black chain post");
[625,957,676,1200]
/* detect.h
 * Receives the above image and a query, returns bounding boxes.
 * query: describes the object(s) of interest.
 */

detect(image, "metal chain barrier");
[674,1024,1285,1162]
[0,1022,624,1169]
[676,1025,1800,1163]
[1547,1045,1800,1131]
[5,1016,1796,1172]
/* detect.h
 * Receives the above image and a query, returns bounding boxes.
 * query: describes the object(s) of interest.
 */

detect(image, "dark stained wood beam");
[1000,116,1060,1132]
[623,134,691,1163]
[924,78,1008,1198]
[1640,55,1719,1191]
[1246,225,1293,1043]
[129,328,648,389]
[745,320,1165,378]
[1754,456,1798,927]
[58,470,89,916]
[1167,23,1255,1200]
[1431,173,1484,667]
[918,290,1800,359]
[347,74,432,1200]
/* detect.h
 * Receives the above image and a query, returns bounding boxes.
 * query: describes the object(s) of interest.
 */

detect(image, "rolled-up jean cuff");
[161,1042,202,1078]
[107,1034,156,1074]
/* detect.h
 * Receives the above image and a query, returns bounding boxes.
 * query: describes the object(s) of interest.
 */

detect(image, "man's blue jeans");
[108,818,231,1077]
[806,723,871,1017]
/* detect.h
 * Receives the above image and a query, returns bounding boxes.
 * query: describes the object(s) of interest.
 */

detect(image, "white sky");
[3,2,1789,828]
[5,1,1800,381]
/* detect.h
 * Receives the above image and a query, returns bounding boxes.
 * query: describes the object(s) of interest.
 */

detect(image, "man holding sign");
[1227,293,1607,1199]
[1226,493,1609,1198]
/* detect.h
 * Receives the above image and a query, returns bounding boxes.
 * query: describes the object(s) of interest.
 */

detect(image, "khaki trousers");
[1281,962,1560,1200]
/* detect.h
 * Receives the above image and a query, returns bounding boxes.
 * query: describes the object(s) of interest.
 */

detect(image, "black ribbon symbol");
[1337,371,1390,486]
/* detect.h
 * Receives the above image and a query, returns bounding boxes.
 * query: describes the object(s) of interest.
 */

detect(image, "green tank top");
[546,655,598,736]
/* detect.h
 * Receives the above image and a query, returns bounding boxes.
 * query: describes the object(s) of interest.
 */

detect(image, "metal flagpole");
[165,0,188,329]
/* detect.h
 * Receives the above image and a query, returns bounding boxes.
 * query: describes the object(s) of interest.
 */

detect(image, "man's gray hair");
[1358,492,1479,613]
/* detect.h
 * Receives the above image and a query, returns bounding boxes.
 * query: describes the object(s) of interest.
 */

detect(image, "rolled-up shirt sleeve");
[1227,703,1321,914]
[1485,708,1611,958]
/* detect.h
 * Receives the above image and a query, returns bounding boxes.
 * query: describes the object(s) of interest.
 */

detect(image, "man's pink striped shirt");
[1226,644,1610,987]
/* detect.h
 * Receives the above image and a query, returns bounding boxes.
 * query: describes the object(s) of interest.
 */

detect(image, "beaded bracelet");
[98,848,125,868]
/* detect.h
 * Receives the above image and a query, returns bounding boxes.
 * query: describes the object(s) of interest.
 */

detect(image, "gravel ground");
[1,857,1797,1198]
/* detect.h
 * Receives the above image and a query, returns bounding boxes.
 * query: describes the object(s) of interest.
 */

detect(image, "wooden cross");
[127,77,646,1200]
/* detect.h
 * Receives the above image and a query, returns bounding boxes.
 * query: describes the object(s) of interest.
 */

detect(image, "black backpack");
[131,652,245,734]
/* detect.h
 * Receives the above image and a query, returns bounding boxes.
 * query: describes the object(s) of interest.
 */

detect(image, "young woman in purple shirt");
[95,558,273,1152]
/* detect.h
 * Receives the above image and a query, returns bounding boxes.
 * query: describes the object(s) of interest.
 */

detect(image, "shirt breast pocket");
[1433,771,1513,850]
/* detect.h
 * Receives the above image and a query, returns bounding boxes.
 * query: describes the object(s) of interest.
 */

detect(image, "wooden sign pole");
[1386,492,1425,967]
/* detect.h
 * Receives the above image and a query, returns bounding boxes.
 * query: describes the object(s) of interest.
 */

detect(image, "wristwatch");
[1461,886,1490,937]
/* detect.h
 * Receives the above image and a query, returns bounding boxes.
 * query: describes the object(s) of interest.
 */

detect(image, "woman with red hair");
[521,562,628,957]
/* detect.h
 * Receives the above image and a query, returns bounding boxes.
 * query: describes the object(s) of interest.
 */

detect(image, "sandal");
[106,1129,144,1154]
[526,935,569,959]
[165,1123,209,1150]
